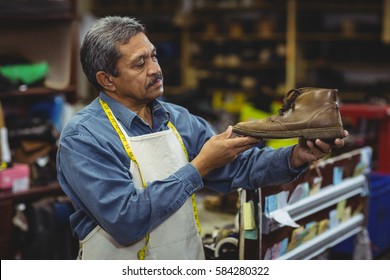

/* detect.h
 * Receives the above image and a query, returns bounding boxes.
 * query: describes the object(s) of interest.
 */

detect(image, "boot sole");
[232,126,344,140]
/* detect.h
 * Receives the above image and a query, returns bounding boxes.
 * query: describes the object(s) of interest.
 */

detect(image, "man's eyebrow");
[132,53,145,61]
[131,46,157,61]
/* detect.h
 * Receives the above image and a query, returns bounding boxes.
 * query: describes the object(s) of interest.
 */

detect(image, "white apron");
[79,107,204,260]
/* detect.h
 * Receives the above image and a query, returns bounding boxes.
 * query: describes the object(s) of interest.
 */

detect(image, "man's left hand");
[290,130,349,168]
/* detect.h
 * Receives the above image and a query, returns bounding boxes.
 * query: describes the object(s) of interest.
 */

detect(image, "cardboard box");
[0,163,30,192]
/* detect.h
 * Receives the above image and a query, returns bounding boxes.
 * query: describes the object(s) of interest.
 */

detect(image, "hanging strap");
[99,99,147,187]
[99,98,201,260]
[167,122,202,237]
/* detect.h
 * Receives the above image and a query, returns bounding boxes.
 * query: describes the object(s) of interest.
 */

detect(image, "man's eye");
[152,54,158,61]
[136,60,145,67]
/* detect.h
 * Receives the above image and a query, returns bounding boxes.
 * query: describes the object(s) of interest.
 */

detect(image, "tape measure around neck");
[99,98,201,259]
[99,98,146,188]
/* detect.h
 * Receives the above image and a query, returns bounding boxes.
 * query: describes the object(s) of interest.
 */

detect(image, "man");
[57,16,347,260]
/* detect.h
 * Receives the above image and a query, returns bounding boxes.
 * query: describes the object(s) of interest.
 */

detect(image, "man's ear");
[96,71,116,92]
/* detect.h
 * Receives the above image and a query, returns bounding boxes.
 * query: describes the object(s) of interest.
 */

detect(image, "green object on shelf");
[0,62,48,85]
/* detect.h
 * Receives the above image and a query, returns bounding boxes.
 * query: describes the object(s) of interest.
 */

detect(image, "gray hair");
[80,16,146,91]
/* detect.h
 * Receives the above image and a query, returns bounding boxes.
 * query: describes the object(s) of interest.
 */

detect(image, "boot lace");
[278,89,301,115]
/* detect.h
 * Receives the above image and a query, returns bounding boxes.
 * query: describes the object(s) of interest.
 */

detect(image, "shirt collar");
[99,92,171,131]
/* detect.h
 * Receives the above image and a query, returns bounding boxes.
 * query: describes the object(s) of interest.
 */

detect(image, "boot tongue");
[278,89,301,115]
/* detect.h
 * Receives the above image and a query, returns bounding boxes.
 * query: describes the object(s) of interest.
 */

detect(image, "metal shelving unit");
[239,148,371,260]
[278,213,364,260]
[262,175,367,234]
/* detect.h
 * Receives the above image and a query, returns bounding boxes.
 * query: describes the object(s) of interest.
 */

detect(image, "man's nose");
[147,59,160,75]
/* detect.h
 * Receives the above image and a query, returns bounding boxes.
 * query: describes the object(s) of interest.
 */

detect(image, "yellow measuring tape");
[99,98,201,260]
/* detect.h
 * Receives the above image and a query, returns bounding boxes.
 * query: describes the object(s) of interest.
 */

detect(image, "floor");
[196,191,237,237]
[196,190,238,260]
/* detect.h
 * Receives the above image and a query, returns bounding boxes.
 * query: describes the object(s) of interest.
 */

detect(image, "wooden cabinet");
[0,0,79,104]
[89,0,390,103]
[186,0,390,107]
[187,1,288,117]
[88,1,390,115]
[188,3,288,90]
[0,0,79,163]
[0,0,79,259]
[0,182,64,259]
[294,0,390,103]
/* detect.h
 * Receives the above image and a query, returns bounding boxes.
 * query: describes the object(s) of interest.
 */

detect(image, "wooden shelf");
[0,181,64,259]
[0,181,62,202]
[192,2,287,13]
[301,61,390,70]
[0,0,78,104]
[298,33,381,41]
[192,61,285,71]
[0,85,76,100]
[296,1,382,12]
[0,0,78,259]
[190,33,286,42]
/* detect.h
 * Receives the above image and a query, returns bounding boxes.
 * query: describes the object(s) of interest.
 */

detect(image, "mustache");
[146,73,163,89]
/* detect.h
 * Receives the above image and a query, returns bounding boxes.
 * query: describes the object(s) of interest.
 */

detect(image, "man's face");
[111,32,163,105]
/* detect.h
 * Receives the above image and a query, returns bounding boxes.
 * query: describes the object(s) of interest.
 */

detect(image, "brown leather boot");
[232,87,345,140]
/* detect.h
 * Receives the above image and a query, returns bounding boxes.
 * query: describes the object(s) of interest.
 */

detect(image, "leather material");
[232,87,344,140]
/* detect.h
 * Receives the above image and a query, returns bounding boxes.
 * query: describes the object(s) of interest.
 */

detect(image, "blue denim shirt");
[57,92,307,245]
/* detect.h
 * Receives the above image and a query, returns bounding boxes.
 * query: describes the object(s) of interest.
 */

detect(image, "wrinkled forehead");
[117,32,155,59]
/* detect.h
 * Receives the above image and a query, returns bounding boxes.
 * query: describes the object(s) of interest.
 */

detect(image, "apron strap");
[99,98,147,188]
[167,122,202,237]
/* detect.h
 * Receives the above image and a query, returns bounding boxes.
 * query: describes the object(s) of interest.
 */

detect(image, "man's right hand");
[191,126,261,177]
